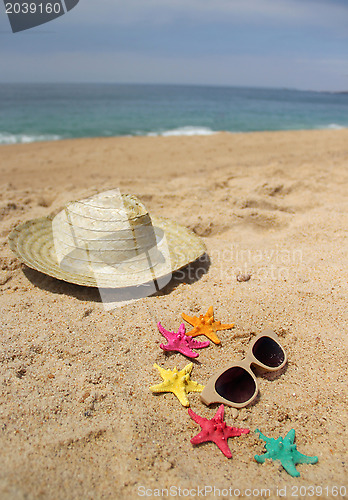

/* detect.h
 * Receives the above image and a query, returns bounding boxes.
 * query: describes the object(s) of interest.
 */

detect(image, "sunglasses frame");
[200,329,287,408]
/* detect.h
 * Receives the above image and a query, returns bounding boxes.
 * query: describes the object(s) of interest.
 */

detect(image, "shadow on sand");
[22,252,211,305]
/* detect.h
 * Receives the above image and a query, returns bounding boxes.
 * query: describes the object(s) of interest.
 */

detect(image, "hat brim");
[8,215,206,288]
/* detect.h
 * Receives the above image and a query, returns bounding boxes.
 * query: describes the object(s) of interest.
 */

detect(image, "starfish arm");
[205,330,222,344]
[160,342,175,352]
[227,427,250,438]
[178,346,199,358]
[182,312,199,327]
[213,437,232,459]
[207,306,214,318]
[178,323,186,335]
[293,451,318,465]
[284,429,296,445]
[187,337,210,349]
[149,381,171,393]
[190,430,210,445]
[153,363,169,379]
[188,408,207,426]
[186,381,205,392]
[157,322,175,341]
[185,327,200,337]
[180,362,194,376]
[215,404,225,422]
[171,387,190,407]
[281,459,301,477]
[216,323,234,331]
[254,452,270,463]
[255,429,272,444]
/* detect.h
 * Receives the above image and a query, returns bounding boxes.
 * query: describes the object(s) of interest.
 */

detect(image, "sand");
[0,129,347,499]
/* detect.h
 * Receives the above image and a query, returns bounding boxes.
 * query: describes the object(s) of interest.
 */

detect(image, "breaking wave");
[0,132,62,145]
[326,123,346,130]
[147,126,217,137]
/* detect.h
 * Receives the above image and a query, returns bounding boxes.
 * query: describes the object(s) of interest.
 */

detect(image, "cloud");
[0,0,347,90]
[1,0,347,34]
[1,49,347,90]
[61,0,348,31]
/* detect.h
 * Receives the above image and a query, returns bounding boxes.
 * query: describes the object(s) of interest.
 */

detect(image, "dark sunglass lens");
[252,337,285,367]
[215,367,256,404]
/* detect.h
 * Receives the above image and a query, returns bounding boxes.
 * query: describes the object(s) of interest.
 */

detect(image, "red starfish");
[188,404,249,458]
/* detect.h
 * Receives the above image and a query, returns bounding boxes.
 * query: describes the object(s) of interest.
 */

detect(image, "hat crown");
[66,191,148,224]
[52,191,158,266]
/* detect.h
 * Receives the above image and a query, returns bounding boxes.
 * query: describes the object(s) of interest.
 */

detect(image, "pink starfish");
[188,405,250,458]
[158,322,210,358]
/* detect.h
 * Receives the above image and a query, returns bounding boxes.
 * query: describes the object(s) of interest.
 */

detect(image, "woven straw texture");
[9,215,206,288]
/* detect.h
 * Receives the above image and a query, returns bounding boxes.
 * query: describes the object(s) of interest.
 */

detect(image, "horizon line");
[0,81,347,93]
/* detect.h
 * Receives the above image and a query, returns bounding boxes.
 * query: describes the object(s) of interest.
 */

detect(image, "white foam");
[0,132,62,145]
[316,123,346,131]
[327,123,345,130]
[148,126,217,137]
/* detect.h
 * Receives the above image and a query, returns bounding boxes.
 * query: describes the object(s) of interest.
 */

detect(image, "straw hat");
[8,190,206,288]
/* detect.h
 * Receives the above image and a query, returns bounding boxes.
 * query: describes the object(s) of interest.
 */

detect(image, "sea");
[0,83,347,144]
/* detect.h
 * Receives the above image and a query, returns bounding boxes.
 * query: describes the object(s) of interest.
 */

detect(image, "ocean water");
[0,83,347,144]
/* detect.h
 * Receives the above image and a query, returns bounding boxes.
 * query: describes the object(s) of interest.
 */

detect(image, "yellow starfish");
[182,305,234,345]
[150,363,204,407]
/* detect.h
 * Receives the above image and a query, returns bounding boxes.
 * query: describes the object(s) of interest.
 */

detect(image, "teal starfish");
[255,429,318,477]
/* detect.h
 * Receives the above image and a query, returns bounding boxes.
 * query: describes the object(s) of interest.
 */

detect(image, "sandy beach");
[0,129,347,499]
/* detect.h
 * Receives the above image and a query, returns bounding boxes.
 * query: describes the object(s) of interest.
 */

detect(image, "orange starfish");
[182,306,234,345]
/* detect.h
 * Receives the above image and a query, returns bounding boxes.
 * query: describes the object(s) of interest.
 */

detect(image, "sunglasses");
[200,329,287,408]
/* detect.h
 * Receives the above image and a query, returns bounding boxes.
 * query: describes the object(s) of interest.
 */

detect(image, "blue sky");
[1,0,347,90]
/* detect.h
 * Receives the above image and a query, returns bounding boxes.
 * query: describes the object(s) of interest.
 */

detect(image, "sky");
[0,0,348,90]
